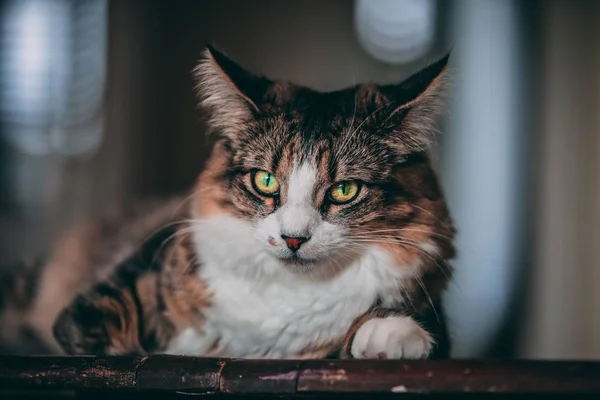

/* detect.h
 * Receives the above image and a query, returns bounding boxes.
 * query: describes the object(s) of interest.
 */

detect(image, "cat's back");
[0,197,186,354]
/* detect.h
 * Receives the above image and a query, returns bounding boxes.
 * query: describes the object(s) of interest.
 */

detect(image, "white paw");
[351,316,433,359]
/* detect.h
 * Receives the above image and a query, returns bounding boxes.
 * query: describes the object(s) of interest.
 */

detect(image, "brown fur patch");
[97,290,144,355]
[51,222,212,355]
[159,233,211,332]
[195,141,233,218]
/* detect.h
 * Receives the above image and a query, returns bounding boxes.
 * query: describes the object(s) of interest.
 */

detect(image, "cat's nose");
[281,235,310,252]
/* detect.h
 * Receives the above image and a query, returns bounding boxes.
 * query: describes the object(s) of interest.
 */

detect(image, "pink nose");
[281,235,309,252]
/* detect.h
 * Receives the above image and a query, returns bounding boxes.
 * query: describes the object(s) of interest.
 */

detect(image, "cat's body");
[0,45,455,359]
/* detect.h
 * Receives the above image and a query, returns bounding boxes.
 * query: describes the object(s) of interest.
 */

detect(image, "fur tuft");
[193,45,269,140]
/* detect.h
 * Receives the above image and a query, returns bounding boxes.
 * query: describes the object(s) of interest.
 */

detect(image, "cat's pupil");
[263,174,272,188]
[339,183,348,195]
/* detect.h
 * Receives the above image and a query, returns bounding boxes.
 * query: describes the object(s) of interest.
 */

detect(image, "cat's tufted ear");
[194,44,272,139]
[363,53,451,154]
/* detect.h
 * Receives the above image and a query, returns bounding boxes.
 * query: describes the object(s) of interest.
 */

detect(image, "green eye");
[252,170,280,196]
[328,180,360,204]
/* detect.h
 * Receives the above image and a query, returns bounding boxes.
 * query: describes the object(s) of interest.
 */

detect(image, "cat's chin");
[276,253,353,278]
[279,254,318,267]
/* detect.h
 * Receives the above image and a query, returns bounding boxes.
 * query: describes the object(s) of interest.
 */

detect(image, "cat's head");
[193,45,455,275]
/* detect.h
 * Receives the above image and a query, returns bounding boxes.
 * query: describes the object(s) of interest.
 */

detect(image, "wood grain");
[136,355,223,392]
[220,359,300,394]
[298,359,600,394]
[0,356,141,389]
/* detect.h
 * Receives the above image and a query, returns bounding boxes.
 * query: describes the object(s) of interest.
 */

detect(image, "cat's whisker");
[401,284,417,313]
[160,221,257,264]
[331,248,358,269]
[339,96,397,160]
[334,86,359,164]
[183,255,200,275]
[410,270,441,323]
[162,228,197,267]
[328,243,364,262]
[170,192,200,216]
[339,239,442,319]
[140,219,196,249]
[347,237,451,280]
[349,228,454,241]
[146,223,199,267]
[347,101,393,140]
[411,204,455,232]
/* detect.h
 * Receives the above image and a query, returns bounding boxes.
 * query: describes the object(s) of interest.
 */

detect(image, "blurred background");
[0,0,598,360]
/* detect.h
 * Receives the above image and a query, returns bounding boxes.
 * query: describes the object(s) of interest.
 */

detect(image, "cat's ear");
[369,53,451,153]
[194,44,271,139]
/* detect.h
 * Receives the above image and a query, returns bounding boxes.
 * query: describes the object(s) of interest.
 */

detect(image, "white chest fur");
[165,214,414,358]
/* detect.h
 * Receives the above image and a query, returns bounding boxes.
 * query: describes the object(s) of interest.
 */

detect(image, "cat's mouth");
[279,253,318,267]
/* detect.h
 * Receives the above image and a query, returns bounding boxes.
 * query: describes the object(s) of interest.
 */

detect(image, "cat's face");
[194,46,455,274]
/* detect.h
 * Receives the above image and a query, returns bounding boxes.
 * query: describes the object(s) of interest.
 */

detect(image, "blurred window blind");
[0,0,107,156]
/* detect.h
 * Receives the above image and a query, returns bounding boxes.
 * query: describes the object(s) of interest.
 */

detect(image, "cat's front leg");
[340,307,435,360]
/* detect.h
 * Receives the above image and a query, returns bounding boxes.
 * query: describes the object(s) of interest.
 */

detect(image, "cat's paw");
[350,316,433,359]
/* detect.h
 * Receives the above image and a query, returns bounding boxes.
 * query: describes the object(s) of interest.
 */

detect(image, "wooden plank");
[297,359,600,394]
[0,356,141,390]
[1,356,600,395]
[136,355,223,393]
[220,359,299,395]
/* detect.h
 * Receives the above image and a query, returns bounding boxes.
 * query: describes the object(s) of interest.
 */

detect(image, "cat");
[0,45,456,359]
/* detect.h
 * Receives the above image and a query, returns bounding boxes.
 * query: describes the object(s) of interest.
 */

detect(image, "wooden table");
[1,355,599,398]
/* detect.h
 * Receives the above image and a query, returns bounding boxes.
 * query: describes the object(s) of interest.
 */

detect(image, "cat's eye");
[328,180,361,204]
[252,170,280,196]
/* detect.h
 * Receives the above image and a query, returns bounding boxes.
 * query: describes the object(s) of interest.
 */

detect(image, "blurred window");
[0,0,107,156]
